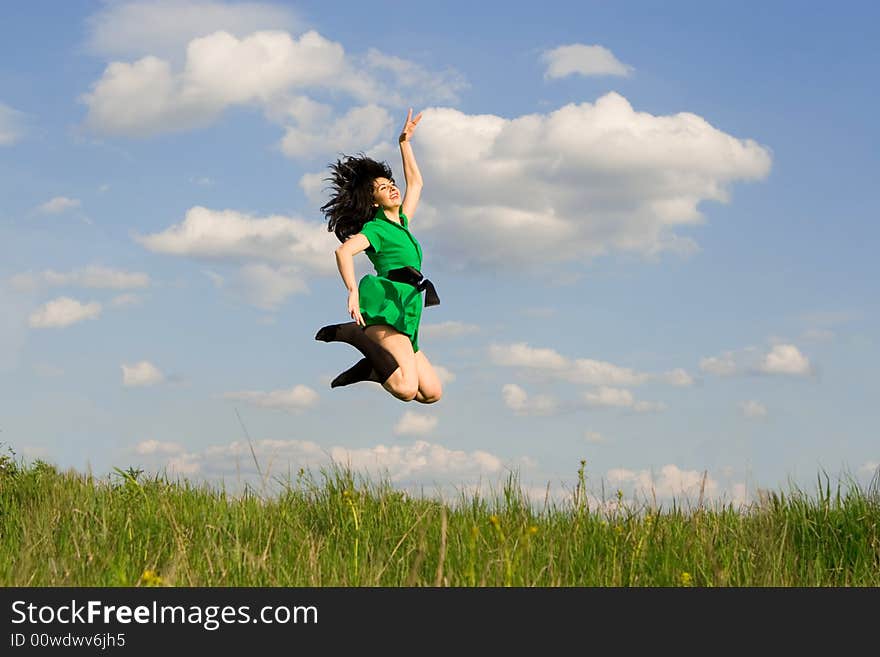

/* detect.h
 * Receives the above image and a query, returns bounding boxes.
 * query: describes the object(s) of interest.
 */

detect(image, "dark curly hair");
[321,154,394,243]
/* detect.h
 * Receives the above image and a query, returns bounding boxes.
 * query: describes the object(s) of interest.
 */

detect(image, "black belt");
[385,266,440,307]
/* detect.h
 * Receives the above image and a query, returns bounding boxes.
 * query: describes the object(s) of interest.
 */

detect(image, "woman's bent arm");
[335,234,370,325]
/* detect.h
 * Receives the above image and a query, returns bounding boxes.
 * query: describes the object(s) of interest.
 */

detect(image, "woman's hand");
[398,108,423,143]
[347,289,365,327]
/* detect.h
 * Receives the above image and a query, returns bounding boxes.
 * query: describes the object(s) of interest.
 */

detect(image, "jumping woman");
[315,109,443,404]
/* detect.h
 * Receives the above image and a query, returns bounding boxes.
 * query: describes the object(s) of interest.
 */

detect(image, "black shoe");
[315,323,342,342]
[316,321,366,343]
[331,358,378,388]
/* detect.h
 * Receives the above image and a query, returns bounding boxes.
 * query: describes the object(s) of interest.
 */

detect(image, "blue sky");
[2,0,877,507]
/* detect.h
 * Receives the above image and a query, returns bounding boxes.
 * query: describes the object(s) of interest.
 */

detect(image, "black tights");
[315,322,399,387]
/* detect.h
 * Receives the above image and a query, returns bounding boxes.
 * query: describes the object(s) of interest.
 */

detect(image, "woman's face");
[372,177,400,208]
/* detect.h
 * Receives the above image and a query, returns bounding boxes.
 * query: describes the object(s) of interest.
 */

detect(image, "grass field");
[1,447,878,586]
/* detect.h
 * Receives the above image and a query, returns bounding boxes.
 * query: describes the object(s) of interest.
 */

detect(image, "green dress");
[357,206,425,352]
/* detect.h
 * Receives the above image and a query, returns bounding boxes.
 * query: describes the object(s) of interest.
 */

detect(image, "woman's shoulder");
[360,217,384,233]
[358,218,387,251]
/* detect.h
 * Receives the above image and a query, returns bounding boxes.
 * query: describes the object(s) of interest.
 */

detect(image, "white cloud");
[730,483,749,507]
[0,102,26,145]
[584,431,605,444]
[228,263,309,309]
[701,344,811,377]
[207,263,305,314]
[432,364,456,385]
[11,265,150,291]
[166,454,202,475]
[700,351,738,376]
[135,439,184,455]
[135,206,337,271]
[740,400,768,419]
[490,342,687,387]
[606,464,719,503]
[298,171,325,200]
[223,385,319,412]
[633,400,667,413]
[85,0,300,61]
[663,368,694,386]
[267,94,331,127]
[364,48,467,104]
[542,44,633,79]
[859,461,878,476]
[37,197,81,214]
[319,439,506,483]
[759,344,811,376]
[136,207,336,308]
[143,437,505,484]
[584,386,665,413]
[82,30,350,136]
[420,320,481,340]
[394,411,439,436]
[131,438,748,508]
[280,104,392,158]
[502,383,559,416]
[570,358,653,386]
[318,94,770,271]
[585,386,633,408]
[81,54,206,136]
[29,297,102,328]
[502,383,528,410]
[490,342,568,370]
[81,27,461,144]
[122,360,165,387]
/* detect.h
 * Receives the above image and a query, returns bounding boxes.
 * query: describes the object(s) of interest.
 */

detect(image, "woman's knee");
[385,369,419,401]
[390,383,419,402]
[363,326,419,400]
[419,383,443,403]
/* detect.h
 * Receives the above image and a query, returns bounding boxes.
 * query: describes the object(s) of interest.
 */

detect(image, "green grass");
[1,449,878,586]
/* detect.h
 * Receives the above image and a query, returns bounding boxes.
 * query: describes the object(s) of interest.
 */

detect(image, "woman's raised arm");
[399,108,423,220]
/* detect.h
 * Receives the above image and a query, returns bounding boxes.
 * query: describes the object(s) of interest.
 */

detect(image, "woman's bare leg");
[413,350,442,403]
[364,325,419,401]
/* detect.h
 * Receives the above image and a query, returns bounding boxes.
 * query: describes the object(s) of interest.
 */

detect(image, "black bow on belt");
[385,266,440,307]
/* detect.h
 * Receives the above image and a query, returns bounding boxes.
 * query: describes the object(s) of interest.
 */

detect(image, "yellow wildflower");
[141,570,164,587]
[680,571,693,587]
